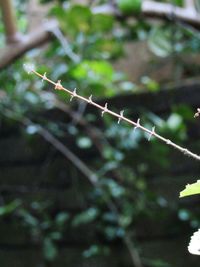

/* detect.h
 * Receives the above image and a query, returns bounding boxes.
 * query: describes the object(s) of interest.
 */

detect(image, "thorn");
[166,139,171,145]
[194,108,200,118]
[55,80,63,90]
[101,103,108,117]
[133,118,140,132]
[70,88,77,101]
[118,110,124,124]
[42,72,47,82]
[148,126,155,141]
[88,95,93,103]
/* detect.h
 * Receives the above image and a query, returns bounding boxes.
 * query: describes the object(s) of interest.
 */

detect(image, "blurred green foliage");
[0,0,200,266]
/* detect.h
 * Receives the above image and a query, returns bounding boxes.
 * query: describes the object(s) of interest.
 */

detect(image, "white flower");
[188,229,200,255]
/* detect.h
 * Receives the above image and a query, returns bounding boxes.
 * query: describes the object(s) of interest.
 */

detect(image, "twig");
[27,67,200,162]
[93,1,200,29]
[2,1,200,70]
[4,107,143,267]
[28,121,99,186]
[142,1,199,27]
[3,108,98,186]
[50,27,80,63]
[0,20,58,70]
[124,235,144,267]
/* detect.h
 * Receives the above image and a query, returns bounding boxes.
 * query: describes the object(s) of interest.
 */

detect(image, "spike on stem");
[29,69,200,162]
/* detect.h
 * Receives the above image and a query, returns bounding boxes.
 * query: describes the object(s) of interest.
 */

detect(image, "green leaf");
[55,212,70,226]
[83,245,99,258]
[77,136,92,149]
[117,0,142,14]
[43,238,58,261]
[92,14,114,32]
[52,5,92,36]
[72,207,99,227]
[174,0,184,7]
[19,210,39,227]
[0,200,21,216]
[180,180,200,198]
[70,60,114,82]
[148,27,173,57]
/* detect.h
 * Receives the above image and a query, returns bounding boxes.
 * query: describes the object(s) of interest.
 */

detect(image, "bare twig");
[2,1,200,70]
[143,1,199,27]
[0,20,58,70]
[3,107,98,185]
[0,0,22,43]
[28,67,200,161]
[93,1,200,29]
[26,120,99,186]
[124,235,144,267]
[4,107,143,267]
[50,27,80,63]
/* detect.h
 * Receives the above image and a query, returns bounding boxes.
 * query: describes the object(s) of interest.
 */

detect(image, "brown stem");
[0,0,22,43]
[0,20,58,70]
[30,69,200,161]
[93,1,200,29]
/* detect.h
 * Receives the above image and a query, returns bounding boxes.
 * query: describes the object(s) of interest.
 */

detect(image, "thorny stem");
[28,68,200,162]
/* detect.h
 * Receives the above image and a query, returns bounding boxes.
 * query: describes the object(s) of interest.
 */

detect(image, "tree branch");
[142,0,200,27]
[1,1,200,70]
[93,0,200,29]
[0,20,58,71]
[0,0,22,43]
[3,108,144,267]
[29,68,200,161]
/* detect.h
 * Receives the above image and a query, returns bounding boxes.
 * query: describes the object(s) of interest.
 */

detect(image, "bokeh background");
[1,0,200,266]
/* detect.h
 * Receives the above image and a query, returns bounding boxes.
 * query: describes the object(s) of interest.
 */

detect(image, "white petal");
[188,229,200,255]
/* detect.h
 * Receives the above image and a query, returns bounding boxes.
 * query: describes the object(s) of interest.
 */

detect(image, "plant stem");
[30,69,200,162]
[0,0,21,43]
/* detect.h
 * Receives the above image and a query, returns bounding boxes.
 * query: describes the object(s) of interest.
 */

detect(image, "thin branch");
[0,20,58,71]
[4,108,143,267]
[142,1,199,28]
[0,0,22,43]
[25,120,99,186]
[93,1,200,29]
[2,1,200,70]
[3,108,98,185]
[50,27,80,63]
[124,235,144,267]
[28,67,200,161]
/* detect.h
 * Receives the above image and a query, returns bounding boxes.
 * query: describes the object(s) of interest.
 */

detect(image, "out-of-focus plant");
[1,0,200,266]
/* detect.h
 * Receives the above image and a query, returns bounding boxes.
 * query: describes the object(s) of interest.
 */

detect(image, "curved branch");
[142,0,200,27]
[1,1,200,70]
[93,1,200,29]
[0,20,58,71]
